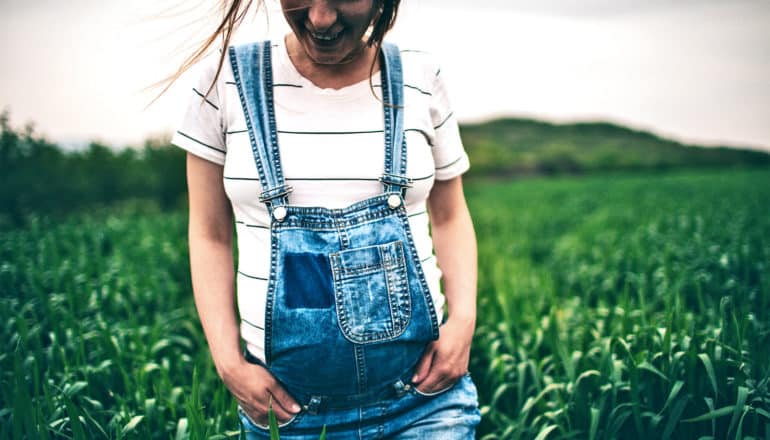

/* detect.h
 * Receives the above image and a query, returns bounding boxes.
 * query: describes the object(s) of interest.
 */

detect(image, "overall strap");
[228,41,291,211]
[379,42,412,197]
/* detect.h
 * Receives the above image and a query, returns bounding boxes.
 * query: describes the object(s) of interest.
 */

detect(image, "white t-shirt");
[172,40,470,361]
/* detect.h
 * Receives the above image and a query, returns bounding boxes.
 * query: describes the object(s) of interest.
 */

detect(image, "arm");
[411,175,477,392]
[186,153,299,422]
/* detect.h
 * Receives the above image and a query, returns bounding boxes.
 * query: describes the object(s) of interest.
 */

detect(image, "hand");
[220,357,301,426]
[411,316,475,394]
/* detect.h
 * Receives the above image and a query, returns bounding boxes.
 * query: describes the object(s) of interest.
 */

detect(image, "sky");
[1,0,769,151]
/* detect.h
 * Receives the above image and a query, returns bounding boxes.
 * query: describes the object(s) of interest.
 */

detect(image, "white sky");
[1,0,769,151]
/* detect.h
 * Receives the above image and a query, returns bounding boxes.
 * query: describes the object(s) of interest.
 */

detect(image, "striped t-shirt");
[171,39,470,362]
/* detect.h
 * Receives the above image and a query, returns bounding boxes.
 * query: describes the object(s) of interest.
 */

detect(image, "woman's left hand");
[410,316,475,394]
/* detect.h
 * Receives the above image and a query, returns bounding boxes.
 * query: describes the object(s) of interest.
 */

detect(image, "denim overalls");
[229,41,480,439]
[229,38,480,440]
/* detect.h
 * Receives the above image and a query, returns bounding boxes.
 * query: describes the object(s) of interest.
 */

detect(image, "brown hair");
[151,0,401,104]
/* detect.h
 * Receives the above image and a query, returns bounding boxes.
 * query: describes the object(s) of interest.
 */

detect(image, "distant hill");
[459,118,770,177]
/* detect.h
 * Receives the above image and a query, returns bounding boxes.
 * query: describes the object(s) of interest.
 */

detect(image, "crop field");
[2,168,769,439]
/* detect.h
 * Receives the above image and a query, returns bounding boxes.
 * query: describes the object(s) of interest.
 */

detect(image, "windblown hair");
[152,0,401,103]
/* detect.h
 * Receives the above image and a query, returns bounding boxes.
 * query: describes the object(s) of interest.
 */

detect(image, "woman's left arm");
[411,175,477,393]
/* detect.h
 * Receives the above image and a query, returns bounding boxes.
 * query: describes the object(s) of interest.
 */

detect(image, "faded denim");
[229,41,480,438]
[238,371,481,439]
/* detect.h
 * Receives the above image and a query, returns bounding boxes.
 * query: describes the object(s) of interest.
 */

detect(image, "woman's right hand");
[220,357,301,426]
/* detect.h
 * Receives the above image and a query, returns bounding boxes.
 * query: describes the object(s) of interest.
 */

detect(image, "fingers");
[414,364,450,394]
[235,364,300,425]
[242,390,297,425]
[412,342,436,384]
[411,340,468,394]
[267,380,301,417]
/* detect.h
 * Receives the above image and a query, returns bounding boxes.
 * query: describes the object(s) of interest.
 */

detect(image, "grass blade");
[318,425,327,440]
[662,396,689,440]
[697,354,718,401]
[268,399,279,440]
[727,386,748,438]
[683,406,734,423]
[534,425,557,440]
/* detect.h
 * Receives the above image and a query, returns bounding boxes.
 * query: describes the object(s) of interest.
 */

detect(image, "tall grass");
[2,169,769,438]
[469,169,770,438]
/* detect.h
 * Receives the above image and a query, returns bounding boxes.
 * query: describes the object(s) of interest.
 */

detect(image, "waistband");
[244,350,417,413]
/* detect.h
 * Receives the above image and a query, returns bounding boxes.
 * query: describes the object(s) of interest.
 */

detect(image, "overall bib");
[229,41,441,413]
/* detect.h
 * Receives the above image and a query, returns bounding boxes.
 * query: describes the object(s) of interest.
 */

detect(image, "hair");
[151,0,401,105]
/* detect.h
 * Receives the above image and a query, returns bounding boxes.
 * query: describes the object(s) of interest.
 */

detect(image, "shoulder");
[390,43,441,75]
[385,42,443,95]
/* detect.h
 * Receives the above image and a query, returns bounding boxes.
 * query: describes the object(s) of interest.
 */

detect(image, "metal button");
[387,194,402,209]
[273,206,287,221]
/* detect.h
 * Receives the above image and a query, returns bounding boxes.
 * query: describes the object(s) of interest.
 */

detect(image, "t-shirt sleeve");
[429,62,470,180]
[170,54,227,166]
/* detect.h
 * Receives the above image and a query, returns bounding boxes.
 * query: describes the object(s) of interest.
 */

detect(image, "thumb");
[412,343,436,384]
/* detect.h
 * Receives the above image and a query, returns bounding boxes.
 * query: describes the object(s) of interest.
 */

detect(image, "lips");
[304,27,346,50]
[310,30,342,41]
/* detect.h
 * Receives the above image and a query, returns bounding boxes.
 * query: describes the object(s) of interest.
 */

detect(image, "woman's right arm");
[186,152,300,423]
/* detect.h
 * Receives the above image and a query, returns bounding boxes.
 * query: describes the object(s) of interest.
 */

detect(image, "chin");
[301,38,367,66]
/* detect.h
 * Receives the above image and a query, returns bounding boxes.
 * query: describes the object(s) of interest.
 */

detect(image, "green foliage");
[0,111,187,228]
[1,139,769,437]
[3,111,770,229]
[469,169,770,439]
[461,118,770,177]
[0,202,236,438]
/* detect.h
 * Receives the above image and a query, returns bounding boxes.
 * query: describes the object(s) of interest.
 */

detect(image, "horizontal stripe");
[404,84,432,96]
[286,177,379,181]
[408,210,427,218]
[421,255,434,263]
[224,176,259,181]
[176,131,225,153]
[434,112,454,130]
[231,128,430,136]
[436,156,463,170]
[238,271,268,281]
[372,84,432,96]
[192,88,219,110]
[242,319,264,331]
[277,129,383,135]
[235,220,269,230]
[226,81,302,88]
[226,174,435,182]
[404,128,433,147]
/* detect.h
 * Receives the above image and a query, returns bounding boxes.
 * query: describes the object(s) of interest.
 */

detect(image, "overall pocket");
[330,240,411,344]
[238,405,303,432]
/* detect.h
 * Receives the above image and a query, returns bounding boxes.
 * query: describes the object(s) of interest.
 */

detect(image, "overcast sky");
[1,0,769,151]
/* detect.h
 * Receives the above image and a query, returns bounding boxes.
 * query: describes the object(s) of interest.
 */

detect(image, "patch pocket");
[330,240,411,344]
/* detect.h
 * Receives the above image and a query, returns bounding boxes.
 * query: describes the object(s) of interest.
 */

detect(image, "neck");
[285,34,380,90]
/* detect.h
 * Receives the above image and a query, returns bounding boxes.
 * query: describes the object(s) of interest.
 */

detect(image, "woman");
[171,0,480,437]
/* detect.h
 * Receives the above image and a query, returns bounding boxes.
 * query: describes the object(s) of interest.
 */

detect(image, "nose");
[307,1,338,32]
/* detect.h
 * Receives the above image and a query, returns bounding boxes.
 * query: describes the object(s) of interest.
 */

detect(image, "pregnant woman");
[170,0,480,437]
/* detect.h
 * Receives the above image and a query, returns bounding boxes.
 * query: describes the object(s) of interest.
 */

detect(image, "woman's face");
[281,0,380,65]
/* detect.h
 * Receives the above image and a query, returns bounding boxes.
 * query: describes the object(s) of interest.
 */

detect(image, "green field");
[2,169,769,439]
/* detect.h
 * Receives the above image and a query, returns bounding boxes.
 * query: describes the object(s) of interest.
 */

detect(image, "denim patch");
[283,252,334,309]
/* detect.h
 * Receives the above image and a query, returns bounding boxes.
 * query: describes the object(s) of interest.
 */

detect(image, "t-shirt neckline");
[274,37,382,102]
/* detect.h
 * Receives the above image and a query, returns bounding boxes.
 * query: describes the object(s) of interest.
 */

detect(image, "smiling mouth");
[309,29,342,42]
